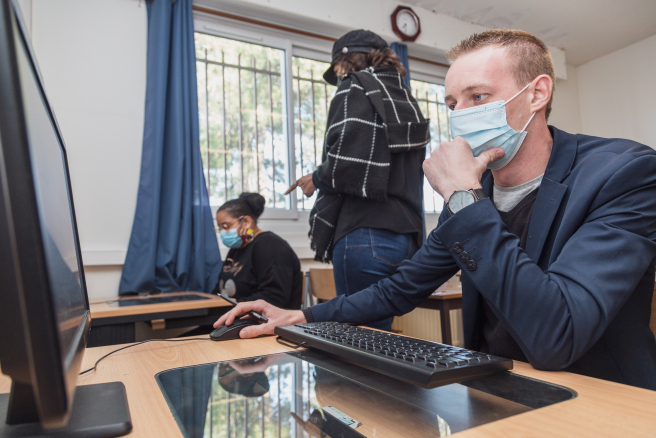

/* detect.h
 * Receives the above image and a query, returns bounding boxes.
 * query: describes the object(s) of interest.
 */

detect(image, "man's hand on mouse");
[214,300,306,339]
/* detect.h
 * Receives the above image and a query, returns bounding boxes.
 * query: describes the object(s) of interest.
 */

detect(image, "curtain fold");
[390,42,411,88]
[119,0,221,294]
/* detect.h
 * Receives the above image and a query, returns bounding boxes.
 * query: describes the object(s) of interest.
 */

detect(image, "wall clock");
[391,6,421,42]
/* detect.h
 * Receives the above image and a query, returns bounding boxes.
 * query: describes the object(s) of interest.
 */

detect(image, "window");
[195,26,450,215]
[410,79,451,213]
[292,57,337,210]
[195,33,291,209]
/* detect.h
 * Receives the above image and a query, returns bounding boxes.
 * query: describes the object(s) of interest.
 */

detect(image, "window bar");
[227,390,231,438]
[296,66,304,210]
[306,363,310,417]
[261,394,265,438]
[244,398,248,437]
[323,83,329,115]
[222,51,228,203]
[204,49,211,192]
[424,91,430,150]
[209,373,213,437]
[268,60,276,208]
[253,56,260,194]
[238,53,244,193]
[277,368,281,438]
[445,101,451,142]
[435,93,442,145]
[310,68,317,168]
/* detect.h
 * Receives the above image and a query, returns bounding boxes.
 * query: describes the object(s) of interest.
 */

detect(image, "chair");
[309,269,337,303]
[650,276,656,341]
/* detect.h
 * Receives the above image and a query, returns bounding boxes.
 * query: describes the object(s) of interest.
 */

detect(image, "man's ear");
[530,74,553,114]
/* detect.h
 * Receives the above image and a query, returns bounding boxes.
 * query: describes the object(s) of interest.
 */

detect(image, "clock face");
[396,10,419,37]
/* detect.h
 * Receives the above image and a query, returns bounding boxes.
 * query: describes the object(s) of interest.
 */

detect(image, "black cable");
[79,337,212,376]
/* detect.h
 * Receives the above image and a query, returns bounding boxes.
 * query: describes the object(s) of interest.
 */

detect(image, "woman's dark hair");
[334,48,407,77]
[218,193,266,221]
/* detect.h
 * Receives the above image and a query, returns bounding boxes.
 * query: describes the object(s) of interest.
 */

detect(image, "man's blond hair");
[447,30,556,120]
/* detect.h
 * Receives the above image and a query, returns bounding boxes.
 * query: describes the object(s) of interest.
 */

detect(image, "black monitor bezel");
[0,0,91,429]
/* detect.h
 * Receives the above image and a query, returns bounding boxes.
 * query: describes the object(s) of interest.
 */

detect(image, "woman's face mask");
[449,82,536,170]
[220,218,244,248]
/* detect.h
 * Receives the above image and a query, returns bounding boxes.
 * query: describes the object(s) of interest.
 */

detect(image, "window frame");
[194,14,336,220]
[194,12,449,226]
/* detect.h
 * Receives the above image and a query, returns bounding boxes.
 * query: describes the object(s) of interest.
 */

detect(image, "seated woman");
[214,193,303,309]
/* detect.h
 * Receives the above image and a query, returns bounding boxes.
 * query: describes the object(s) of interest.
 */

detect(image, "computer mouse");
[210,318,261,341]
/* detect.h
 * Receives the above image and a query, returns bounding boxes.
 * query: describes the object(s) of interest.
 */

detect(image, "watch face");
[449,191,474,214]
[396,10,419,36]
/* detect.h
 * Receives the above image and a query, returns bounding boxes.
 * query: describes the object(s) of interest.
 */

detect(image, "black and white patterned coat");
[309,66,430,262]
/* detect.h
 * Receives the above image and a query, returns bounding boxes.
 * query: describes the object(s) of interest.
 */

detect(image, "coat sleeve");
[434,153,656,370]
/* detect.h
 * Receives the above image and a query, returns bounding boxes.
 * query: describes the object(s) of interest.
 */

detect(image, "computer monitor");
[0,2,130,436]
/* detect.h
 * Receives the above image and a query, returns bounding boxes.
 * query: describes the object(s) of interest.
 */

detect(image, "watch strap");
[471,188,489,201]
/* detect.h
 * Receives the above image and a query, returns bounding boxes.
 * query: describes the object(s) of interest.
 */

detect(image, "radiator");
[391,308,463,347]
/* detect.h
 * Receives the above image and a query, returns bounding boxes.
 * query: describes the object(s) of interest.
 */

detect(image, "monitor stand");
[0,381,131,438]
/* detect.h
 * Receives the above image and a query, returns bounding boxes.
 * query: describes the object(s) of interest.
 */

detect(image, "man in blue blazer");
[215,30,656,390]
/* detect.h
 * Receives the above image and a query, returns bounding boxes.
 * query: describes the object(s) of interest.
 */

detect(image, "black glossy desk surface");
[156,350,575,437]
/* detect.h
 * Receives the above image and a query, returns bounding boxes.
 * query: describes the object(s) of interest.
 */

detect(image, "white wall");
[577,33,656,148]
[549,64,582,135]
[28,0,147,298]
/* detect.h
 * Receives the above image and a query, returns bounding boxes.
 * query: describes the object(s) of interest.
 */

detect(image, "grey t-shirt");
[493,174,543,212]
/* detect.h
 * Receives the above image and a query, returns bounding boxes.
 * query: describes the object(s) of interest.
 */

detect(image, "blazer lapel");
[524,179,567,262]
[524,127,577,263]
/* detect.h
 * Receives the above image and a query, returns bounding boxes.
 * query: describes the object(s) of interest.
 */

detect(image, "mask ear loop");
[521,111,536,132]
[505,82,532,105]
[505,82,536,132]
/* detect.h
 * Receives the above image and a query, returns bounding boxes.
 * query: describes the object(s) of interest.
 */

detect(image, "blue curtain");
[390,42,411,88]
[119,0,221,295]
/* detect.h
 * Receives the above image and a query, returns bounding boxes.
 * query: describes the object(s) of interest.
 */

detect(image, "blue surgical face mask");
[449,83,536,170]
[220,219,244,248]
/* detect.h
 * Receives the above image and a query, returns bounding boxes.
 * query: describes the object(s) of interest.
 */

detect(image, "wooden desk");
[418,282,463,346]
[88,292,232,347]
[1,336,653,437]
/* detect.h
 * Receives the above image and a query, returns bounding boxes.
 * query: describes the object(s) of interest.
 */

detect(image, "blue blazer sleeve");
[310,206,459,323]
[434,154,656,370]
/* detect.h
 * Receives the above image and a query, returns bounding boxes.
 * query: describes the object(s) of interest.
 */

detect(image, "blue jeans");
[332,228,418,331]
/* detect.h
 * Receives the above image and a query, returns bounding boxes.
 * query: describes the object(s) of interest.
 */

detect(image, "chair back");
[309,269,337,302]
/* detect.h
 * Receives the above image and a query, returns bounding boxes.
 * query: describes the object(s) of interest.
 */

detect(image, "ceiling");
[404,0,656,65]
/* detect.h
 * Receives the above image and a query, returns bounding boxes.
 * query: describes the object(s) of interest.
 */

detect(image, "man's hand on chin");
[422,137,504,202]
[213,300,307,339]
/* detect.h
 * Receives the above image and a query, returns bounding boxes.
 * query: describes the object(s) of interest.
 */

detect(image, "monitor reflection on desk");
[157,352,450,438]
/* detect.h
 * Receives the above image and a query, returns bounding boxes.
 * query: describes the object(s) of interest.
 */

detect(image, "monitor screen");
[14,21,86,367]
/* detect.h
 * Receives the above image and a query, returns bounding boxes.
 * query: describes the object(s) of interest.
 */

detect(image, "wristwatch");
[447,188,489,216]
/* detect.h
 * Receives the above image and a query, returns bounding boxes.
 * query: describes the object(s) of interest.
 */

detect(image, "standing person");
[213,193,303,309]
[285,30,430,331]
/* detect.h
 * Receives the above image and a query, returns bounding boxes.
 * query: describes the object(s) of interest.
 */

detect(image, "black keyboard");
[275,322,513,388]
